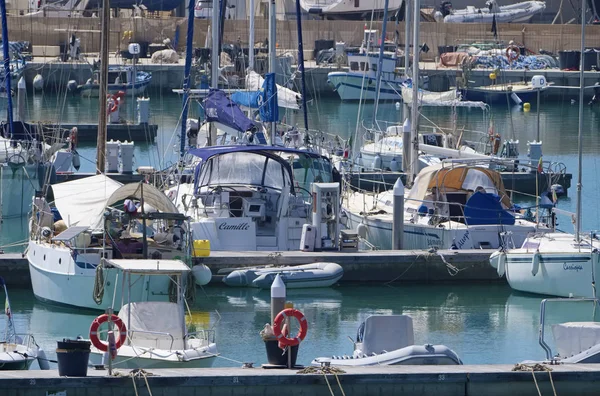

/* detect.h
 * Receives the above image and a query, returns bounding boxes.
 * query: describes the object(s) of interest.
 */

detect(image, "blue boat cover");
[464,191,515,225]
[260,73,279,123]
[203,89,256,133]
[230,91,262,109]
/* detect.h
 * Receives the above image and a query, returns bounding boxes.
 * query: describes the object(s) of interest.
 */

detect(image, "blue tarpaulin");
[230,91,262,109]
[464,192,515,226]
[260,73,279,123]
[203,89,256,133]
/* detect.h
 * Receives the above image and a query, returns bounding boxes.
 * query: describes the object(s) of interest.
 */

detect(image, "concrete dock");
[1,364,599,395]
[0,249,498,287]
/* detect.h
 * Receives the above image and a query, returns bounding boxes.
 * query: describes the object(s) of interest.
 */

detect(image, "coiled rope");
[297,366,346,396]
[512,363,557,396]
[92,262,105,305]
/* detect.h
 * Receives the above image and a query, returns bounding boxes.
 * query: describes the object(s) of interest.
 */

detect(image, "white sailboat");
[489,4,597,298]
[299,0,403,20]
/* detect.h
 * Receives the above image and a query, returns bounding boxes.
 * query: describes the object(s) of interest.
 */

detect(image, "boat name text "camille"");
[218,222,251,231]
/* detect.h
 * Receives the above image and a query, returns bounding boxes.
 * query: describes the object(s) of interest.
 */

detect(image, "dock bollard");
[392,178,405,250]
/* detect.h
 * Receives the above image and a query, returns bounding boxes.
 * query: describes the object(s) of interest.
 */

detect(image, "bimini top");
[188,145,326,162]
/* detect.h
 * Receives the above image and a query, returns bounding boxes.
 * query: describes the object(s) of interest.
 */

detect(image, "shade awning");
[105,259,191,274]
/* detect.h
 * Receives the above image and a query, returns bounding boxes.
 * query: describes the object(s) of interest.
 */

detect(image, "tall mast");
[0,0,14,138]
[295,0,308,131]
[409,0,420,185]
[180,0,195,159]
[96,0,110,174]
[209,0,219,146]
[373,0,390,121]
[268,0,277,143]
[575,0,585,241]
[249,0,255,70]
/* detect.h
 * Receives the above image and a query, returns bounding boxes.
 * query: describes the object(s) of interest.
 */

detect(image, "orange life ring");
[273,308,308,347]
[506,45,520,62]
[69,127,78,149]
[89,314,127,352]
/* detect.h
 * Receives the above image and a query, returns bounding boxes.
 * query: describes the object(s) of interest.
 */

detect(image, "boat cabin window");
[197,152,291,191]
[108,71,128,84]
[354,0,359,7]
[290,155,333,198]
[350,62,359,71]
[360,62,369,71]
[372,63,377,72]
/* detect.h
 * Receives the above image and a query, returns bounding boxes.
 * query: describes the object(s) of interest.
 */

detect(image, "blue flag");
[260,73,279,123]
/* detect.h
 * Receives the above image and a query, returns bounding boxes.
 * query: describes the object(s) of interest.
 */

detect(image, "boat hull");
[79,80,151,97]
[0,355,35,370]
[505,252,600,297]
[89,345,218,369]
[328,73,402,101]
[460,87,538,104]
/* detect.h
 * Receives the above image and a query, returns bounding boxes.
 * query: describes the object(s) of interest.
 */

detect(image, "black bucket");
[56,339,91,377]
[264,339,298,367]
[558,50,581,70]
[583,49,599,71]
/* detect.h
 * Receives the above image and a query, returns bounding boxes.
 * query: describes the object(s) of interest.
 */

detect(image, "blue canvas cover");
[231,91,261,109]
[464,191,515,225]
[203,89,256,133]
[260,73,279,123]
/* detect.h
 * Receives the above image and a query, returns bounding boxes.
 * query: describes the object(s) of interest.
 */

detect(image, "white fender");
[37,348,50,370]
[192,264,212,286]
[531,250,540,276]
[357,223,368,239]
[489,250,506,277]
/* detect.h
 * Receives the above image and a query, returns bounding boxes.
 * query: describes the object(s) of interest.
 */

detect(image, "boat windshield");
[287,153,333,196]
[196,152,291,191]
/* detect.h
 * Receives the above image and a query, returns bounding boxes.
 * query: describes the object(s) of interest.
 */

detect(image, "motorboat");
[440,0,546,23]
[164,145,337,252]
[27,176,209,310]
[312,315,462,366]
[71,65,152,96]
[299,0,403,19]
[520,298,600,364]
[0,277,48,371]
[328,51,405,101]
[222,262,344,289]
[460,81,550,105]
[88,259,218,368]
[344,162,550,250]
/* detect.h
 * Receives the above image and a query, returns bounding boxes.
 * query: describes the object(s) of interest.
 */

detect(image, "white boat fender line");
[531,250,541,276]
[36,348,52,370]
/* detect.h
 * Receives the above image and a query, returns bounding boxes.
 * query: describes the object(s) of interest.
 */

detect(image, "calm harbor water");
[3,91,600,368]
[7,284,600,369]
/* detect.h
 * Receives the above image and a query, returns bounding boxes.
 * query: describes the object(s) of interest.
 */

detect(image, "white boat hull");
[89,344,218,369]
[299,0,403,17]
[312,344,462,366]
[223,262,344,289]
[505,251,600,298]
[328,73,402,101]
[27,242,170,311]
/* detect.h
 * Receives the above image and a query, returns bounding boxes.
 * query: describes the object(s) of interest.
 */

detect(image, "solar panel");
[52,226,89,242]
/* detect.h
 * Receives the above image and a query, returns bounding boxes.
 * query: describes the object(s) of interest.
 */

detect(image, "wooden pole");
[96,0,110,174]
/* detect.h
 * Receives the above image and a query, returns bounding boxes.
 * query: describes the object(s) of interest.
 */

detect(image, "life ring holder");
[506,45,520,62]
[89,314,127,352]
[272,308,308,347]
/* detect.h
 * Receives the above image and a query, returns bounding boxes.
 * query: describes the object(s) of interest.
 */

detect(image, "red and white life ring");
[506,45,520,62]
[89,314,127,352]
[273,308,308,348]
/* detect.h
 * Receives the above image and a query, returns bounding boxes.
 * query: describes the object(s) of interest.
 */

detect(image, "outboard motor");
[440,1,453,17]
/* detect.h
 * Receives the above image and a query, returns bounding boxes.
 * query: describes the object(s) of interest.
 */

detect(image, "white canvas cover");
[361,315,414,355]
[552,322,600,358]
[51,174,123,229]
[119,301,186,350]
[105,259,190,274]
[246,70,301,110]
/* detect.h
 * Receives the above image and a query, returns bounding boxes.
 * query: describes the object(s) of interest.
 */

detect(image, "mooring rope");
[512,363,557,396]
[297,366,346,396]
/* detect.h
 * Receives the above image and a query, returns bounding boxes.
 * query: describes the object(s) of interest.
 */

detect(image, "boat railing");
[128,329,176,350]
[185,329,216,344]
[538,298,600,362]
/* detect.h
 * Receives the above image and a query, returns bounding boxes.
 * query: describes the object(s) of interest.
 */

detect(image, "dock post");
[392,178,405,250]
[271,274,286,324]
[17,77,26,121]
[402,118,411,173]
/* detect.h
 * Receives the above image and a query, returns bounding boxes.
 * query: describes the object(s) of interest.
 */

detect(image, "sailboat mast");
[575,0,585,241]
[180,0,195,159]
[96,0,110,174]
[209,0,219,146]
[249,0,255,70]
[268,0,277,143]
[0,0,14,138]
[409,0,420,184]
[373,0,390,120]
[295,0,308,131]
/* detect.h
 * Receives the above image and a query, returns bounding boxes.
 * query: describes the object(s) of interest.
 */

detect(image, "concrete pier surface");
[0,249,498,287]
[1,364,599,395]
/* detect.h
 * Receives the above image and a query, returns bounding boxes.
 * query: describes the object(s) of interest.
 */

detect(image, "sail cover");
[260,73,279,123]
[203,89,256,133]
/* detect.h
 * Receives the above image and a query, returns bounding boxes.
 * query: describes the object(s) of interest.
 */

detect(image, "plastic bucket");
[583,49,598,71]
[264,339,298,367]
[56,339,91,377]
